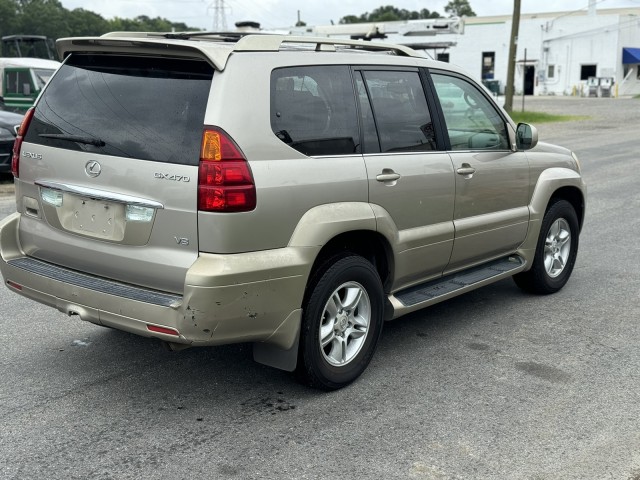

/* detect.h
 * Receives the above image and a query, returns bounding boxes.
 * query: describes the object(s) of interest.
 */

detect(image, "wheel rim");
[544,218,571,278]
[319,281,370,367]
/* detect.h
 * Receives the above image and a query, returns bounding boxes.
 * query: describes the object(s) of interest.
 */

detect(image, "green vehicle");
[0,57,59,111]
[1,35,59,111]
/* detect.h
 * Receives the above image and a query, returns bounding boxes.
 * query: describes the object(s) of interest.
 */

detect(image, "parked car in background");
[0,108,23,173]
[0,33,586,390]
[0,57,60,112]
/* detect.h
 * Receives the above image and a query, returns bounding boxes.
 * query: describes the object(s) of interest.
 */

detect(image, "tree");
[0,0,199,43]
[419,8,441,19]
[444,0,476,17]
[0,0,19,38]
[18,0,72,39]
[340,5,440,24]
[67,8,110,36]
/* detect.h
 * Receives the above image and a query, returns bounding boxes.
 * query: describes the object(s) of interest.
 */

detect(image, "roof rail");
[100,31,278,42]
[150,31,275,42]
[233,35,419,57]
[101,31,156,39]
[98,32,419,57]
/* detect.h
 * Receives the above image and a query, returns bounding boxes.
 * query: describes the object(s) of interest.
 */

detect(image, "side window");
[362,70,436,153]
[5,70,32,95]
[5,71,18,94]
[270,66,359,156]
[432,73,509,151]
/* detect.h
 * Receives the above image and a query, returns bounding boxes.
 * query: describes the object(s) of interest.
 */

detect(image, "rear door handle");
[376,170,401,182]
[456,166,476,176]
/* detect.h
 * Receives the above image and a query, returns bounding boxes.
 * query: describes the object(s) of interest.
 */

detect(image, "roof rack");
[233,35,419,57]
[101,31,275,42]
[101,32,419,57]
[153,31,277,42]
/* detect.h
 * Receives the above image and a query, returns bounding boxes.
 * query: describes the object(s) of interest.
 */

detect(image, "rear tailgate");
[16,53,214,293]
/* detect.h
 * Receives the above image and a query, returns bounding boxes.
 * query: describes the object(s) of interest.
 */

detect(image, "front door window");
[431,73,509,151]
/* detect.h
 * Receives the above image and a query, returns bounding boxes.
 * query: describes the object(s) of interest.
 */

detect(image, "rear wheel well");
[549,186,585,231]
[307,231,392,293]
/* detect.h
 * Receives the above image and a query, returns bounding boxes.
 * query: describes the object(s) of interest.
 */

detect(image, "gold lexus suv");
[0,33,586,390]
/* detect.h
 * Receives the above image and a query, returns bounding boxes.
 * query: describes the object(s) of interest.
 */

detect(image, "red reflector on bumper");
[7,280,22,290]
[147,324,179,336]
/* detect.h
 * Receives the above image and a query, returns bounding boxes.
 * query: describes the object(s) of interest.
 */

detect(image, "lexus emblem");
[85,161,102,178]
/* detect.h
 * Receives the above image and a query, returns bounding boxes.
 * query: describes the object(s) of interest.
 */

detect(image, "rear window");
[25,54,214,165]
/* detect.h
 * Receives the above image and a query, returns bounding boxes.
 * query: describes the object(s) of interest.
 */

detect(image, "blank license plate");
[69,197,124,240]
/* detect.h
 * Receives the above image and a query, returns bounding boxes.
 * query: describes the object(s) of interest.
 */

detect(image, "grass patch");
[633,94,640,99]
[509,111,588,124]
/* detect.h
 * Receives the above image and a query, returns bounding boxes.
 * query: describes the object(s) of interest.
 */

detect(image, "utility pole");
[504,0,521,113]
[210,0,228,31]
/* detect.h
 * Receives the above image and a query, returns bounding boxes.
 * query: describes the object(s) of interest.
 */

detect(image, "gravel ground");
[0,174,13,197]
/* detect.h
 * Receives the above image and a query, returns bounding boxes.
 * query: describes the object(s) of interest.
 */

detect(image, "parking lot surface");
[1,96,639,479]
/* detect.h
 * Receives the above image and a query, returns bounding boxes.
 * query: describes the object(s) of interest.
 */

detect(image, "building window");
[547,65,555,79]
[580,64,597,80]
[437,52,450,63]
[482,52,495,80]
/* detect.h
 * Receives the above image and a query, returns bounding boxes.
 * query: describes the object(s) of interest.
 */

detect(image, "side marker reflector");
[147,324,179,336]
[7,280,23,290]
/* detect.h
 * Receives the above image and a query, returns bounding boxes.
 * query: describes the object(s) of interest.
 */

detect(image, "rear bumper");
[0,212,316,350]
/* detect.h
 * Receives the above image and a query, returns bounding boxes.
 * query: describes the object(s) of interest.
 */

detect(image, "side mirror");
[516,122,538,150]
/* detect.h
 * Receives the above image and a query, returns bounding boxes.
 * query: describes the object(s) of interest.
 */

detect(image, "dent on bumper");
[0,212,315,350]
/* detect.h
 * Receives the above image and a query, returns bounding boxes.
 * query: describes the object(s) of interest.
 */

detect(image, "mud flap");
[253,328,300,372]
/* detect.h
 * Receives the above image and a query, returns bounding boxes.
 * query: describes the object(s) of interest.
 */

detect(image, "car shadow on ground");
[45,278,531,407]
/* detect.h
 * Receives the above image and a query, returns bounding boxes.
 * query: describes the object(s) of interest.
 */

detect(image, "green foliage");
[444,0,476,17]
[340,5,441,24]
[509,111,588,124]
[0,0,199,42]
[0,0,19,38]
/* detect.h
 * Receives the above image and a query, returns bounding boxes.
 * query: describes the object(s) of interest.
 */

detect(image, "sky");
[58,0,640,30]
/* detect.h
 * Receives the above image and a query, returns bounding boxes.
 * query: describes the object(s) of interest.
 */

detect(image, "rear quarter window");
[25,54,214,165]
[270,65,359,156]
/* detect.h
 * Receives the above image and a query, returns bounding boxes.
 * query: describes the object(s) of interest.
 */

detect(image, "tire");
[296,254,384,390]
[514,199,579,294]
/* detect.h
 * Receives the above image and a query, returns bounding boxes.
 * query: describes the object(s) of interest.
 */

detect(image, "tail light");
[198,127,256,212]
[11,107,35,178]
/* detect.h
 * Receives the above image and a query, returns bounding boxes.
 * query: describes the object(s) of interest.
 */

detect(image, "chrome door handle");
[376,171,401,182]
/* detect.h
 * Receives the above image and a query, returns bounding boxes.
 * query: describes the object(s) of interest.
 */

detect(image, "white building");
[442,6,640,96]
[288,5,640,96]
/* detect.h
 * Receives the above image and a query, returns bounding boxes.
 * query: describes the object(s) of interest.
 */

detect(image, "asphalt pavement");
[0,96,639,479]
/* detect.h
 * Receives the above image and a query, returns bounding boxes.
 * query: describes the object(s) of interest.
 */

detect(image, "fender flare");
[288,202,379,247]
[517,167,586,262]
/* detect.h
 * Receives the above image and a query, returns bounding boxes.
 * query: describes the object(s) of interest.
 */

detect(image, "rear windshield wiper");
[39,133,106,147]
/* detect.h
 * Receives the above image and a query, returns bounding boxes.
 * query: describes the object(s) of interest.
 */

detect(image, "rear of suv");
[0,33,586,390]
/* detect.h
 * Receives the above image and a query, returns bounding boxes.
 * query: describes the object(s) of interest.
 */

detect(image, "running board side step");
[390,256,526,316]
